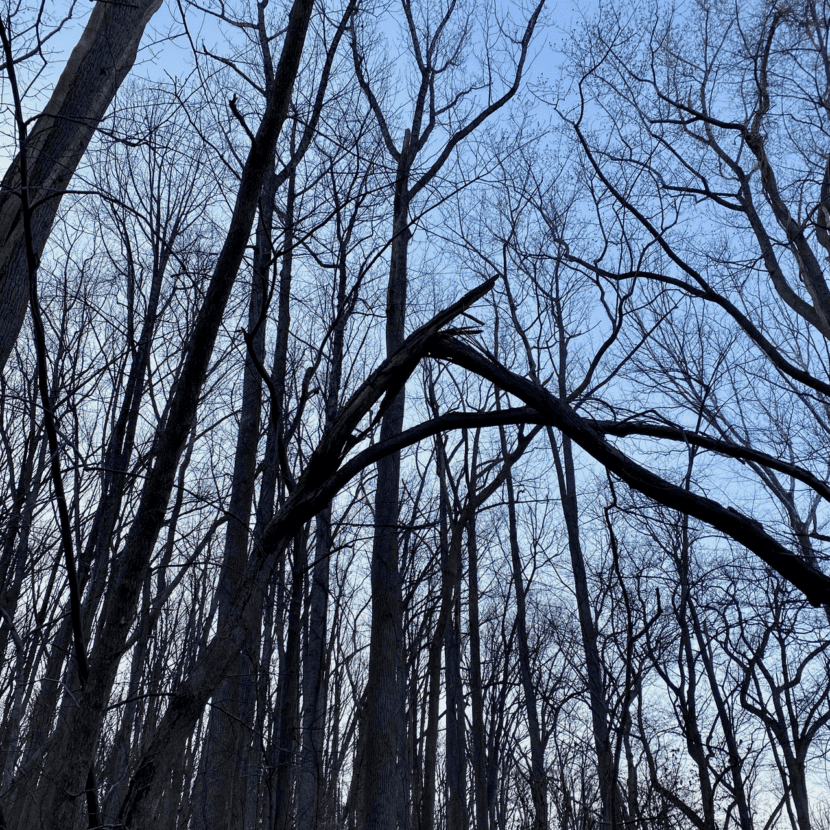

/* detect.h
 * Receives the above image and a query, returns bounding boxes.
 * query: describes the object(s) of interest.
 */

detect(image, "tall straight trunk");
[549,429,619,829]
[296,227,351,830]
[295,509,332,830]
[686,596,753,830]
[270,528,310,830]
[191,157,274,830]
[419,439,458,830]
[489,622,514,830]
[363,136,411,830]
[444,578,467,830]
[437,440,467,830]
[673,515,717,830]
[352,8,543,821]
[673,452,754,830]
[461,424,540,830]
[0,0,163,373]
[501,253,619,829]
[346,705,368,830]
[419,603,440,830]
[467,508,490,830]
[500,426,547,830]
[407,649,424,830]
[549,268,617,827]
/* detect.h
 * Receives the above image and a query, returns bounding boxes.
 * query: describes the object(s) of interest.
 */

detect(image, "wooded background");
[1,0,830,828]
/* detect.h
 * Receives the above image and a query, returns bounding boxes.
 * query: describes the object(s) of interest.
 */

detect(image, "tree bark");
[550,430,619,829]
[296,216,352,830]
[467,506,490,830]
[0,0,163,372]
[363,134,411,830]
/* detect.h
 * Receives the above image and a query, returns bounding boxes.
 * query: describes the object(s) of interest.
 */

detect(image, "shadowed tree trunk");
[551,430,620,829]
[0,0,163,372]
[352,5,545,822]
[498,421,547,830]
[362,145,411,828]
[296,180,357,830]
[191,163,275,830]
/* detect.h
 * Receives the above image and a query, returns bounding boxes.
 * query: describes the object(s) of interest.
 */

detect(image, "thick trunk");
[363,144,411,830]
[788,760,812,830]
[0,0,163,372]
[363,396,406,830]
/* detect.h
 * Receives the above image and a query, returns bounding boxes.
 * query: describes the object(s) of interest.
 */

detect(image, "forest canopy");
[1,0,829,828]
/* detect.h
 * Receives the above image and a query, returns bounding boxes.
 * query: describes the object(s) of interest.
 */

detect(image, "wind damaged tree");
[0,0,164,373]
[113,276,501,828]
[349,0,546,824]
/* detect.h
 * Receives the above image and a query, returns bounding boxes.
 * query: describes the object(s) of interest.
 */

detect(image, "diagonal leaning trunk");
[0,0,163,373]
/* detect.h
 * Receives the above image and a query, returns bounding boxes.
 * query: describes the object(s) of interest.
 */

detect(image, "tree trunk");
[500,426,547,830]
[550,430,620,830]
[0,0,163,372]
[467,508,490,830]
[191,156,274,830]
[270,529,309,830]
[296,226,351,830]
[363,136,411,830]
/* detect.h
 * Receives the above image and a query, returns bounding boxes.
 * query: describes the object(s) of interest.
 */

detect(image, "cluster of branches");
[0,0,829,829]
